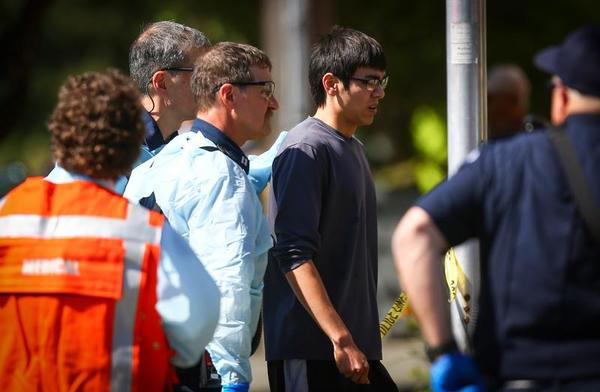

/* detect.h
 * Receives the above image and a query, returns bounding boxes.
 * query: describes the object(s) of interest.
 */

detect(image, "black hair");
[309,26,386,107]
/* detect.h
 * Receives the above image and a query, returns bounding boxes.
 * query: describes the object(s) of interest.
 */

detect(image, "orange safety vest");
[0,177,174,392]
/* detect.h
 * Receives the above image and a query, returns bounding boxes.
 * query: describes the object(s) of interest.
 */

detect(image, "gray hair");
[129,21,211,93]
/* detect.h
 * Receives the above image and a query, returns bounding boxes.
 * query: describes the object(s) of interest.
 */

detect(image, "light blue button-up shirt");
[124,131,273,387]
[112,125,286,196]
[45,166,220,368]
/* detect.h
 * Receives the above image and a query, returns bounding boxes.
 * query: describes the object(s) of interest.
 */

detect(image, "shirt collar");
[191,118,249,173]
[45,164,116,192]
[143,111,177,151]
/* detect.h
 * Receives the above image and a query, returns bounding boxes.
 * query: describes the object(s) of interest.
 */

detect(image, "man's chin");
[361,117,375,126]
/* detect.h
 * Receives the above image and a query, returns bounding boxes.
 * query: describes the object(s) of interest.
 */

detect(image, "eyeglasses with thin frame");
[145,67,194,107]
[229,80,276,99]
[148,67,193,87]
[349,75,389,91]
[159,66,194,73]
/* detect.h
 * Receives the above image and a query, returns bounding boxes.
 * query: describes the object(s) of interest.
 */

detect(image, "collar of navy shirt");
[143,111,177,151]
[190,118,250,174]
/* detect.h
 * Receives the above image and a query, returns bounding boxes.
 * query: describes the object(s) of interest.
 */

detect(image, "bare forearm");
[392,206,452,346]
[285,260,351,345]
[286,259,369,383]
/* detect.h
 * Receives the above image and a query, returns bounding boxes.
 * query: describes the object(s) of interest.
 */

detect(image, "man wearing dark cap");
[392,26,600,391]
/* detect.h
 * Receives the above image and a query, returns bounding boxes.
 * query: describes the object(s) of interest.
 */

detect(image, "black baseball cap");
[534,26,600,97]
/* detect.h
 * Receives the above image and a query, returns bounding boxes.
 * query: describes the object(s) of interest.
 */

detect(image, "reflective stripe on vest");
[0,204,161,243]
[0,178,167,392]
[111,237,145,392]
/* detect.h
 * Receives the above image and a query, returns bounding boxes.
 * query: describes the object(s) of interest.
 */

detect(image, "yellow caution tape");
[379,292,409,338]
[444,247,469,302]
[380,247,470,338]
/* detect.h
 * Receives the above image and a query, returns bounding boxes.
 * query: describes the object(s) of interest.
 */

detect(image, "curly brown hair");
[48,69,145,181]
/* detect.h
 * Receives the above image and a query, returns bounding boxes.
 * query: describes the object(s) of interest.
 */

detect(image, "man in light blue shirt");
[125,42,279,392]
[126,20,282,196]
[49,21,281,196]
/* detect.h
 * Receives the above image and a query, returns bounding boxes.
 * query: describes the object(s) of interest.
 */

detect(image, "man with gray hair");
[124,21,282,197]
[126,42,279,392]
[47,21,213,192]
[128,20,211,156]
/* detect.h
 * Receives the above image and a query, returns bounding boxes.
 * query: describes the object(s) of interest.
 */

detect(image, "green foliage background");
[1,0,599,189]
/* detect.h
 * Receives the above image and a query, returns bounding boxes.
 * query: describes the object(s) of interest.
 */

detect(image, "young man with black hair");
[264,26,398,391]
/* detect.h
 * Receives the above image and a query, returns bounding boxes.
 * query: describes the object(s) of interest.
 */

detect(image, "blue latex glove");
[430,353,485,392]
[248,131,288,194]
[221,383,249,392]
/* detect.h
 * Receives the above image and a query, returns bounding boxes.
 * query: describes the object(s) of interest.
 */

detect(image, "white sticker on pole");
[451,23,477,64]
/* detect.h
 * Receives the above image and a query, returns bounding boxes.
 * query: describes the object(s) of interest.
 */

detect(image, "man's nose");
[269,95,279,110]
[372,85,385,99]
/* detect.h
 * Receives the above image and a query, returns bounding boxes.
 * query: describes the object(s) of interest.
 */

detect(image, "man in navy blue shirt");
[265,27,397,391]
[47,21,211,193]
[129,21,211,152]
[393,26,600,392]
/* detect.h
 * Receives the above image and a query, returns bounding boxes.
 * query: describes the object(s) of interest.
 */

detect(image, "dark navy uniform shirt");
[142,111,177,150]
[418,114,600,381]
[265,117,381,361]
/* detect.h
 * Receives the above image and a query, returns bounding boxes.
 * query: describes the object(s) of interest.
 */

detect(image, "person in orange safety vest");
[0,69,220,392]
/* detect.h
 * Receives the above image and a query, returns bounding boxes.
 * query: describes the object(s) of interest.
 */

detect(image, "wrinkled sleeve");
[182,156,264,386]
[156,222,220,368]
[270,143,324,273]
[247,131,288,194]
[416,149,490,246]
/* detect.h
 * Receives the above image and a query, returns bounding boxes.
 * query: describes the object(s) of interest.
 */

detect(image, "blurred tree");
[0,0,599,180]
[338,0,599,161]
[0,0,57,142]
[338,0,447,167]
[0,0,260,174]
[411,106,447,193]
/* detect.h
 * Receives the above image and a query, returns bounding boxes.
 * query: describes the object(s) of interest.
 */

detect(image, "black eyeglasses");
[159,67,194,73]
[230,80,276,99]
[350,75,389,91]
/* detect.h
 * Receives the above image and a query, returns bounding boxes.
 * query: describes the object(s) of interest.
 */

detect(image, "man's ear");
[149,71,167,95]
[216,83,236,108]
[551,83,569,126]
[322,73,338,97]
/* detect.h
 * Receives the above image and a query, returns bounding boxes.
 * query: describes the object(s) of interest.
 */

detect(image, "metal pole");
[445,0,486,352]
[261,0,311,137]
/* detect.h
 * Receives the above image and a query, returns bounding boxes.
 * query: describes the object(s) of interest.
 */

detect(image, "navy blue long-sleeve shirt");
[264,117,381,361]
[418,114,600,381]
